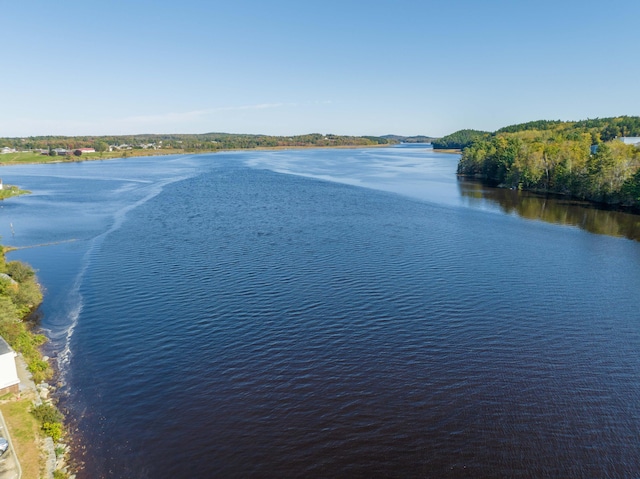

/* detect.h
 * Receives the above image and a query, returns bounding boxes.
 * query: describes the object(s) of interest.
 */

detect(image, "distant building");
[620,137,640,147]
[0,273,16,285]
[0,147,15,154]
[0,336,19,395]
[73,148,96,155]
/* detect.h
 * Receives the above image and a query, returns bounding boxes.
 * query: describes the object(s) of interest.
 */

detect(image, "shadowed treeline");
[458,180,640,241]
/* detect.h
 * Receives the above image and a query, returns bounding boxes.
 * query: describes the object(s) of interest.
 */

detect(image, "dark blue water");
[1,146,640,478]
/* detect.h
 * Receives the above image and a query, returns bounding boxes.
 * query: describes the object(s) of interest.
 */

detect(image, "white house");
[620,137,640,147]
[0,336,19,395]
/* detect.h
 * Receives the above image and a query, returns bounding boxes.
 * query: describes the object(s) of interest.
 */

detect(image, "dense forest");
[456,116,640,209]
[0,132,393,152]
[431,129,490,149]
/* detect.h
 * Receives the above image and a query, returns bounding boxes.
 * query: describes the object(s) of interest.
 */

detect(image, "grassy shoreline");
[0,185,30,199]
[0,143,393,167]
[1,244,70,477]
[432,148,461,154]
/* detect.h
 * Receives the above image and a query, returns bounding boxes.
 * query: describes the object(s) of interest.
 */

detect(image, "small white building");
[620,137,640,147]
[0,336,19,395]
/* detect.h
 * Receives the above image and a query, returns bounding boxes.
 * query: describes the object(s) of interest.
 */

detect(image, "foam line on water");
[54,165,200,382]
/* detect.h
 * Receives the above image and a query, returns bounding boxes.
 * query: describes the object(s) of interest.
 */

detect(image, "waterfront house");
[0,336,19,395]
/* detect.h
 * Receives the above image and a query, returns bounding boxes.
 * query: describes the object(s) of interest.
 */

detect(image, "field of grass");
[0,398,44,479]
[0,148,199,166]
[0,143,387,167]
[0,152,53,165]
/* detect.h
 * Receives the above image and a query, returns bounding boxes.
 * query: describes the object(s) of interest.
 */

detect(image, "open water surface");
[1,145,640,477]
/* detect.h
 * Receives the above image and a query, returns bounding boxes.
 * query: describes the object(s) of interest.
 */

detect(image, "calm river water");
[1,145,640,478]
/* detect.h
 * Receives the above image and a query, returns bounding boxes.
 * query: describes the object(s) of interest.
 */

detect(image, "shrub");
[27,358,49,375]
[42,422,63,442]
[31,403,63,424]
[6,261,35,283]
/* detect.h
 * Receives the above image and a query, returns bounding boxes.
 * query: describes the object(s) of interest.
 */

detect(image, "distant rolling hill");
[382,135,436,143]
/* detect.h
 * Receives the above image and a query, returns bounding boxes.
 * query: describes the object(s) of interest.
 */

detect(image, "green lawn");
[0,152,53,164]
[0,149,198,166]
[0,398,44,479]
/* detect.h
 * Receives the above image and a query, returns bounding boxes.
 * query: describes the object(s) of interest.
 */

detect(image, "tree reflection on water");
[458,179,640,242]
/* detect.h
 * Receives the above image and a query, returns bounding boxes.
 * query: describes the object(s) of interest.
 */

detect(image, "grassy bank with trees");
[0,248,50,382]
[0,132,396,166]
[0,245,71,477]
[454,116,640,209]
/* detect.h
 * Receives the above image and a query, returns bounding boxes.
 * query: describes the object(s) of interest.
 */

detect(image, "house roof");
[0,335,14,355]
[0,273,17,285]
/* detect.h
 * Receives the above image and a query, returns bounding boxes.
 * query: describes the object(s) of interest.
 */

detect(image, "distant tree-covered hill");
[495,120,565,134]
[0,132,394,153]
[381,135,436,143]
[431,129,490,150]
[455,116,640,209]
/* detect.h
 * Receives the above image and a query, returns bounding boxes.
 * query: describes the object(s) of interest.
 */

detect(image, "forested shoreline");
[454,116,640,209]
[0,132,392,153]
[0,247,49,382]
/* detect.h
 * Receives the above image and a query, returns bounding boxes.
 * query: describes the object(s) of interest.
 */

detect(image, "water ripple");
[56,165,640,478]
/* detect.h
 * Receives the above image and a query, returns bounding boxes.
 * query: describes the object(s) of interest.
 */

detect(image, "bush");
[6,261,35,283]
[42,422,63,442]
[32,403,65,441]
[27,358,49,375]
[31,403,63,424]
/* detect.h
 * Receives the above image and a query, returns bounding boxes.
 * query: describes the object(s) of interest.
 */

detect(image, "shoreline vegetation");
[0,132,412,167]
[0,185,30,200]
[443,116,640,211]
[0,133,438,167]
[0,246,71,478]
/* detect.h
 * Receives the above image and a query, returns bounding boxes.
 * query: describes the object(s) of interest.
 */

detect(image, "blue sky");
[1,0,639,137]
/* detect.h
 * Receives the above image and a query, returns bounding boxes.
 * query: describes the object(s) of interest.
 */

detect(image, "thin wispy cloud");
[215,103,290,111]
